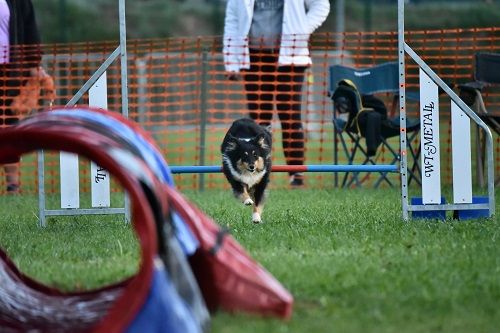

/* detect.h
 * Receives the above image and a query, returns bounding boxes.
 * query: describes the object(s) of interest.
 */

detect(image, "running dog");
[221,118,272,223]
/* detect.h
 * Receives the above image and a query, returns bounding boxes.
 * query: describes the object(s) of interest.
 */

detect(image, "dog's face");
[224,134,270,174]
[236,143,264,173]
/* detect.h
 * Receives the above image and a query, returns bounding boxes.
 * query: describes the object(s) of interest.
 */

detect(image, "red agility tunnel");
[164,185,293,318]
[0,108,293,332]
[0,121,163,332]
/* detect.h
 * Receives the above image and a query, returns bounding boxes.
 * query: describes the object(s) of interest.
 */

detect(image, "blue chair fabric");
[329,62,421,188]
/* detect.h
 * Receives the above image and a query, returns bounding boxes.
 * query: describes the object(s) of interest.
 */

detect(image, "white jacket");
[223,0,330,73]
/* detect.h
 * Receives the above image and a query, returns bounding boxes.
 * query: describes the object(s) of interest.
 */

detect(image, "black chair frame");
[329,62,421,188]
[458,52,500,187]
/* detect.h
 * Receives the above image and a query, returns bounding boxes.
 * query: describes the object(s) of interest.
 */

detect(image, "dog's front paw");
[244,198,254,206]
[252,212,262,224]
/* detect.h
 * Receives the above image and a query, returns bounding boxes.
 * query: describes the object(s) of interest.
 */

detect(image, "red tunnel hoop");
[1,108,296,328]
[0,124,160,332]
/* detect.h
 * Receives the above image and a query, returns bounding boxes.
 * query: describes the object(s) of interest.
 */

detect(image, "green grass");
[13,119,496,192]
[0,188,499,332]
[0,194,138,291]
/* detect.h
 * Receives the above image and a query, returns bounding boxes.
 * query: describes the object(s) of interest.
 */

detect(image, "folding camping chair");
[458,52,500,187]
[329,62,421,188]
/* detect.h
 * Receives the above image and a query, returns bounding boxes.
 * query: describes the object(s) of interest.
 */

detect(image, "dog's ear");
[225,134,239,152]
[255,133,270,151]
[262,124,272,134]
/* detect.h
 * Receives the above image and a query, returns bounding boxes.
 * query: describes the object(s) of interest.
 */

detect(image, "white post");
[419,69,441,204]
[89,72,111,208]
[60,152,80,208]
[451,101,472,204]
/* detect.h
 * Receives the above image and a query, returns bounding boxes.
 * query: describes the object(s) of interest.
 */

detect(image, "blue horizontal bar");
[169,164,398,174]
[171,165,222,174]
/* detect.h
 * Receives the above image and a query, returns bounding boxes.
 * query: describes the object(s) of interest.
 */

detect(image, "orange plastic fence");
[0,28,498,194]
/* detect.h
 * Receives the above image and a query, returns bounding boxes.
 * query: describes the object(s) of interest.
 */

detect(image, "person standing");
[0,0,50,193]
[223,0,330,187]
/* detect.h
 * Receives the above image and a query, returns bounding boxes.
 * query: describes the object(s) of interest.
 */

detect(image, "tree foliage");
[33,0,499,44]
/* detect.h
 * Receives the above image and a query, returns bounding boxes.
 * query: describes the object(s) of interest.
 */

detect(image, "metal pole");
[119,0,129,118]
[333,126,339,187]
[169,164,399,174]
[37,151,46,227]
[198,51,209,191]
[335,0,345,51]
[334,0,345,187]
[136,59,148,126]
[118,0,130,221]
[66,47,120,107]
[398,0,409,221]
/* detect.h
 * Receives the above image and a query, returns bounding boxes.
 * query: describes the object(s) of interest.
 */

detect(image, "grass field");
[0,187,499,332]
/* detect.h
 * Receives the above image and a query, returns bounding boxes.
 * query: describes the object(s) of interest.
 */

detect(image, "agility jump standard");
[169,165,398,174]
[37,0,129,227]
[398,0,495,221]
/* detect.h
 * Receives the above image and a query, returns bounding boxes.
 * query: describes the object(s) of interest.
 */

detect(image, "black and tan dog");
[221,118,272,223]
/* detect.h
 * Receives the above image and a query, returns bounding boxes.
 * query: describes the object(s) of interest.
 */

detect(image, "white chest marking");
[223,155,266,188]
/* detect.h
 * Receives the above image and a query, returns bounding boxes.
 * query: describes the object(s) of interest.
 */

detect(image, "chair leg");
[349,143,395,188]
[473,90,498,189]
[373,140,399,188]
[408,145,422,186]
[373,160,395,188]
[346,154,372,188]
[344,137,364,187]
[341,137,356,187]
[480,129,487,187]
[407,132,422,186]
[336,131,424,189]
[335,131,362,188]
[476,123,485,188]
[349,139,384,188]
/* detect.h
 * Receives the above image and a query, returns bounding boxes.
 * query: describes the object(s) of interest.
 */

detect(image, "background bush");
[34,0,500,44]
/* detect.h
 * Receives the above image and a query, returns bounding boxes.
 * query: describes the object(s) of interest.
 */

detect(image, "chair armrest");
[459,81,488,92]
[458,82,487,107]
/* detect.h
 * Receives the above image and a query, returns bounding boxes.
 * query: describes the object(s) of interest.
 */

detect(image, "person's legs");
[4,164,19,193]
[0,68,21,193]
[276,65,306,186]
[244,50,277,126]
[3,104,20,193]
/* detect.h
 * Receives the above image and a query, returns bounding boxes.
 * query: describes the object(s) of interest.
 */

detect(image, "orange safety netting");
[0,28,499,194]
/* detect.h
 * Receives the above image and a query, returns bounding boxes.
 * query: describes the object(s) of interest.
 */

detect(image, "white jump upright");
[398,0,495,221]
[37,0,129,226]
[58,72,111,209]
[451,101,473,204]
[419,69,441,205]
[59,152,80,208]
[89,72,111,208]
